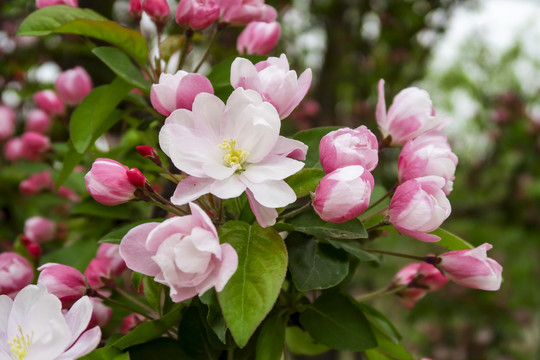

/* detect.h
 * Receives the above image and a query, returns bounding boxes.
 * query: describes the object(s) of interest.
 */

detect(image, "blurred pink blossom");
[237,21,280,55]
[0,252,34,298]
[0,105,16,140]
[175,0,220,30]
[55,66,93,105]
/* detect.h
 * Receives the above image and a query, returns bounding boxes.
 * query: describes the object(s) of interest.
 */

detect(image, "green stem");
[95,293,153,320]
[356,284,408,303]
[178,28,194,70]
[366,248,428,262]
[146,185,189,215]
[361,207,389,224]
[278,201,312,220]
[227,348,234,360]
[115,286,156,314]
[193,25,222,73]
[363,184,397,213]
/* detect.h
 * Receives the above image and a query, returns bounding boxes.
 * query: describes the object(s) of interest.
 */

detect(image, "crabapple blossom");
[0,252,34,297]
[84,158,139,206]
[21,131,51,161]
[85,244,126,289]
[119,202,238,303]
[36,0,78,8]
[388,176,451,242]
[0,105,16,140]
[33,90,64,117]
[217,0,277,26]
[37,263,88,307]
[376,79,450,145]
[24,216,56,244]
[319,126,379,173]
[129,0,142,21]
[54,66,92,105]
[175,0,220,30]
[88,297,112,328]
[237,21,280,55]
[312,165,374,223]
[438,243,503,291]
[230,54,312,119]
[19,170,53,195]
[150,70,214,116]
[142,0,170,28]
[0,285,101,360]
[3,137,24,162]
[393,262,448,309]
[398,131,458,194]
[159,88,307,227]
[25,109,51,133]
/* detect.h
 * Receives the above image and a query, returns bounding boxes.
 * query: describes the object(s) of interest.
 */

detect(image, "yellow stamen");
[218,139,249,171]
[9,325,33,360]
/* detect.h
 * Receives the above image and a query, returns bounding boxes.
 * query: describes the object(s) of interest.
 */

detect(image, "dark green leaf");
[199,289,228,343]
[178,305,222,360]
[217,221,288,348]
[40,239,98,272]
[357,304,401,344]
[255,315,286,360]
[287,233,349,291]
[327,238,380,263]
[70,200,132,219]
[299,293,377,351]
[132,272,144,291]
[128,338,192,360]
[78,347,123,360]
[99,219,164,244]
[207,55,266,88]
[366,330,413,360]
[285,168,325,198]
[143,276,162,310]
[285,327,329,355]
[55,141,85,188]
[92,47,151,93]
[287,209,368,239]
[292,127,341,168]
[431,228,474,250]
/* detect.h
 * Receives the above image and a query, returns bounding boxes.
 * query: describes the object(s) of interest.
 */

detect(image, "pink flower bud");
[84,158,138,206]
[313,165,374,223]
[136,145,157,158]
[24,216,56,244]
[0,105,16,140]
[37,263,88,307]
[54,66,93,106]
[33,90,65,116]
[3,137,24,162]
[218,0,277,26]
[388,176,451,242]
[398,131,458,194]
[121,313,147,334]
[231,54,312,119]
[237,21,280,55]
[96,243,127,276]
[319,126,379,174]
[88,297,113,328]
[126,168,147,188]
[25,109,51,133]
[129,0,143,21]
[58,186,81,202]
[142,0,171,27]
[438,243,503,291]
[376,79,450,145]
[175,0,220,30]
[150,71,214,116]
[85,258,113,289]
[36,0,78,8]
[19,170,54,195]
[21,131,51,161]
[393,262,448,308]
[21,235,42,258]
[0,252,34,297]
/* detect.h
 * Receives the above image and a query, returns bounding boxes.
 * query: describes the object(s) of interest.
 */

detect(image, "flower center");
[218,139,249,171]
[9,326,33,360]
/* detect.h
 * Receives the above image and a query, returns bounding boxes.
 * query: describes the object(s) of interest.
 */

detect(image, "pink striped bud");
[97,243,127,276]
[237,21,280,55]
[33,90,65,116]
[21,131,51,161]
[319,125,379,174]
[438,243,502,291]
[37,263,88,307]
[85,159,138,206]
[24,216,56,244]
[36,0,78,8]
[0,252,34,297]
[25,109,51,133]
[0,105,16,140]
[393,262,448,309]
[143,0,170,28]
[217,0,277,26]
[55,66,93,105]
[313,165,374,223]
[175,0,220,30]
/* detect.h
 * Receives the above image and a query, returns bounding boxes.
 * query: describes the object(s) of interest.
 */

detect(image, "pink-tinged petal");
[190,92,226,139]
[172,234,213,273]
[246,189,278,227]
[202,161,237,180]
[164,108,194,126]
[393,225,441,242]
[170,176,214,205]
[55,326,101,360]
[146,216,201,252]
[230,57,262,90]
[270,136,308,160]
[169,286,199,303]
[119,222,161,276]
[63,296,93,349]
[375,79,388,136]
[243,179,296,208]
[0,295,13,333]
[176,74,214,111]
[280,68,312,119]
[213,243,239,291]
[189,202,218,237]
[210,176,247,199]
[243,155,304,183]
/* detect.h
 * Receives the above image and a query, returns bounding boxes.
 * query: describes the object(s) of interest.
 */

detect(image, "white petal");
[63,296,93,349]
[243,155,304,183]
[170,176,214,205]
[55,326,101,360]
[246,189,278,227]
[243,179,296,208]
[210,176,246,199]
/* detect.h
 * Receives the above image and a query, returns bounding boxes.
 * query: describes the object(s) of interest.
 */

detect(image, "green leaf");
[143,276,162,310]
[287,209,368,239]
[292,127,341,168]
[285,327,330,356]
[431,228,474,250]
[255,315,286,360]
[70,78,133,153]
[70,200,132,219]
[99,219,163,244]
[132,272,144,291]
[79,347,123,360]
[327,238,380,263]
[285,168,325,198]
[357,304,401,344]
[217,221,288,348]
[367,331,413,360]
[55,140,85,188]
[207,55,266,88]
[112,305,183,350]
[287,233,349,291]
[92,47,151,93]
[128,338,192,360]
[113,354,130,360]
[16,5,106,36]
[177,304,222,360]
[199,289,228,343]
[299,293,377,351]
[40,239,98,272]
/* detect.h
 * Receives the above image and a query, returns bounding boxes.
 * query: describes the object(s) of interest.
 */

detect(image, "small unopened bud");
[136,145,162,166]
[142,0,170,30]
[129,0,143,22]
[21,235,42,258]
[126,168,147,188]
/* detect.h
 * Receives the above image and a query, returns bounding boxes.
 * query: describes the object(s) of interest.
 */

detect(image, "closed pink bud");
[175,0,220,30]
[393,262,448,309]
[237,21,280,55]
[438,243,502,291]
[0,105,16,140]
[58,186,81,202]
[25,109,51,133]
[142,0,170,27]
[36,0,78,8]
[126,167,147,188]
[319,126,379,174]
[0,252,34,297]
[150,70,214,116]
[231,54,312,119]
[313,165,374,223]
[376,79,450,145]
[388,176,451,242]
[97,243,127,276]
[88,297,113,328]
[37,263,88,307]
[55,66,93,105]
[85,258,114,289]
[121,313,147,334]
[136,145,156,158]
[85,158,138,206]
[218,0,277,26]
[33,90,65,116]
[19,170,54,195]
[21,235,42,258]
[3,137,24,162]
[24,216,56,244]
[398,131,458,194]
[129,0,143,21]
[21,131,51,161]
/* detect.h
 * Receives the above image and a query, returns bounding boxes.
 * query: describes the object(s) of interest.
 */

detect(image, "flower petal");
[243,179,296,208]
[170,176,214,205]
[243,155,304,183]
[246,188,278,227]
[119,222,161,276]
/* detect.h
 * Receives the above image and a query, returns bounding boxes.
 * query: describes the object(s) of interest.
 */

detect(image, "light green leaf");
[55,140,85,188]
[357,303,402,344]
[287,209,368,239]
[431,228,474,251]
[285,168,325,198]
[78,347,123,360]
[92,47,151,92]
[217,221,288,348]
[285,327,330,356]
[327,238,380,263]
[255,315,286,360]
